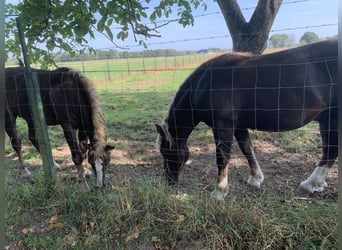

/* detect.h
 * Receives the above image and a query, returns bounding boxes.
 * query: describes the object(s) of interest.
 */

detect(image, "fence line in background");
[56,53,219,82]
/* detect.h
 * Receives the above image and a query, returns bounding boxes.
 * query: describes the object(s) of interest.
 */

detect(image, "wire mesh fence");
[5,45,338,195]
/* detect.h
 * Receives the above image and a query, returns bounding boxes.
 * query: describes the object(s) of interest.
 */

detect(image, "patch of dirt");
[6,129,338,203]
[9,134,337,202]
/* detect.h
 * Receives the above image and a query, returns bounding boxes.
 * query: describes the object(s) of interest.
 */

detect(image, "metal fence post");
[16,17,56,186]
[0,2,6,248]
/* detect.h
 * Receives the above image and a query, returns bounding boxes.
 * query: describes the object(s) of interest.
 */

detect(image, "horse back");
[5,67,92,128]
[178,40,337,131]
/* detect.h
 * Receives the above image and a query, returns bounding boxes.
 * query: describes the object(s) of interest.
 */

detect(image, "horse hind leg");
[235,129,264,188]
[300,119,337,193]
[6,118,34,182]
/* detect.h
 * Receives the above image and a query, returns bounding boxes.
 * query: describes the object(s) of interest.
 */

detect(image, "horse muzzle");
[166,172,179,185]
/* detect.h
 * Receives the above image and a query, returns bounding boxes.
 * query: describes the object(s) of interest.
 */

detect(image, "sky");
[5,0,339,52]
[88,0,338,51]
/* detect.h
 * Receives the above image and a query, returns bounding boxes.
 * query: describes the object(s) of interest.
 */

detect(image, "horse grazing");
[5,67,114,189]
[156,40,338,200]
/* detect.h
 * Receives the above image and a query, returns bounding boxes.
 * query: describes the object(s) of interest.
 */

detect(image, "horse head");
[156,122,189,185]
[88,144,115,187]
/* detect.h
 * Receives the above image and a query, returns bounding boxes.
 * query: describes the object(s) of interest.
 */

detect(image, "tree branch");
[217,0,283,54]
[217,0,246,35]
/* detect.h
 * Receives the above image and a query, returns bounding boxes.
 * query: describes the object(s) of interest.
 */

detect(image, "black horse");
[156,40,338,200]
[5,67,114,189]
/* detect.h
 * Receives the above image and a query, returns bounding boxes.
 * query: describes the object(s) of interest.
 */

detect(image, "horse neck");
[167,112,195,147]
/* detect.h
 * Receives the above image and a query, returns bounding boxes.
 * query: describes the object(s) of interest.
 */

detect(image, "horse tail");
[69,69,107,158]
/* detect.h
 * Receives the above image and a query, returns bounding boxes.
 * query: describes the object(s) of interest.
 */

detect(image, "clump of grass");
[6,170,337,249]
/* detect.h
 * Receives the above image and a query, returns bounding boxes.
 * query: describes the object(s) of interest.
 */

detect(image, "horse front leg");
[235,129,264,188]
[78,130,88,161]
[6,116,34,182]
[78,130,93,177]
[62,125,89,191]
[210,125,234,201]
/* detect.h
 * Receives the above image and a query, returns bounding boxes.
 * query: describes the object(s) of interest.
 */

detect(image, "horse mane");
[156,118,175,150]
[68,69,107,158]
[159,52,253,149]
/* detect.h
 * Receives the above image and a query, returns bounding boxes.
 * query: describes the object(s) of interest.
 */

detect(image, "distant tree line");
[53,48,225,63]
[268,32,337,48]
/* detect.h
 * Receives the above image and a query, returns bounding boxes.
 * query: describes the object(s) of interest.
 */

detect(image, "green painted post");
[16,18,56,186]
[0,1,6,248]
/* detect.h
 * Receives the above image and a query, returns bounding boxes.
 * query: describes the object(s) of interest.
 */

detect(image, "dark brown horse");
[156,40,338,200]
[5,67,114,189]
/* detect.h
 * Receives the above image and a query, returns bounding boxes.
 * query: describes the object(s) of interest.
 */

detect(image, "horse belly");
[239,109,318,132]
[236,86,326,132]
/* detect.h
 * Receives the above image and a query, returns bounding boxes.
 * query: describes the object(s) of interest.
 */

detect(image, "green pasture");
[55,53,212,83]
[5,55,337,249]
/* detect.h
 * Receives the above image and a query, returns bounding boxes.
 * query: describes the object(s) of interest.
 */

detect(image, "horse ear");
[18,58,24,67]
[105,145,115,151]
[155,124,165,137]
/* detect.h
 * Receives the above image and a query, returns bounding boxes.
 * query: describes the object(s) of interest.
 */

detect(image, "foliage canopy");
[5,0,207,67]
[268,34,294,48]
[299,31,320,45]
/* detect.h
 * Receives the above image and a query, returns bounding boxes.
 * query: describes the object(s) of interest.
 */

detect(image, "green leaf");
[97,16,107,32]
[69,51,76,58]
[104,26,114,41]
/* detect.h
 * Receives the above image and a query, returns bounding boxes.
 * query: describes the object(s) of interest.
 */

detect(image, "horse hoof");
[166,173,178,185]
[22,175,35,184]
[247,175,263,188]
[21,170,35,183]
[84,169,94,178]
[81,182,91,192]
[96,180,105,188]
[53,161,62,170]
[299,180,327,193]
[210,188,229,201]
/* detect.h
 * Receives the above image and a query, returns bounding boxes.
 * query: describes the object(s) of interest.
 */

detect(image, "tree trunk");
[217,0,282,54]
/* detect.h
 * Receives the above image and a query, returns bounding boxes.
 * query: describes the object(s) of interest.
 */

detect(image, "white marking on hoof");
[53,160,62,170]
[185,160,192,166]
[81,180,90,192]
[95,159,104,187]
[247,170,264,188]
[211,175,229,201]
[210,187,229,201]
[247,147,264,188]
[300,166,329,193]
[21,168,34,183]
[21,168,33,179]
[84,168,94,177]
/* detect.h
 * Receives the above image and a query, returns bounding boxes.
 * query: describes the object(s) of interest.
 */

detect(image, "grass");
[5,54,337,249]
[5,169,337,249]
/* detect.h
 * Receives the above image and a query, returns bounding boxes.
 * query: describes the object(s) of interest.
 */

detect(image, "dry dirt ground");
[7,134,337,202]
[114,138,338,202]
